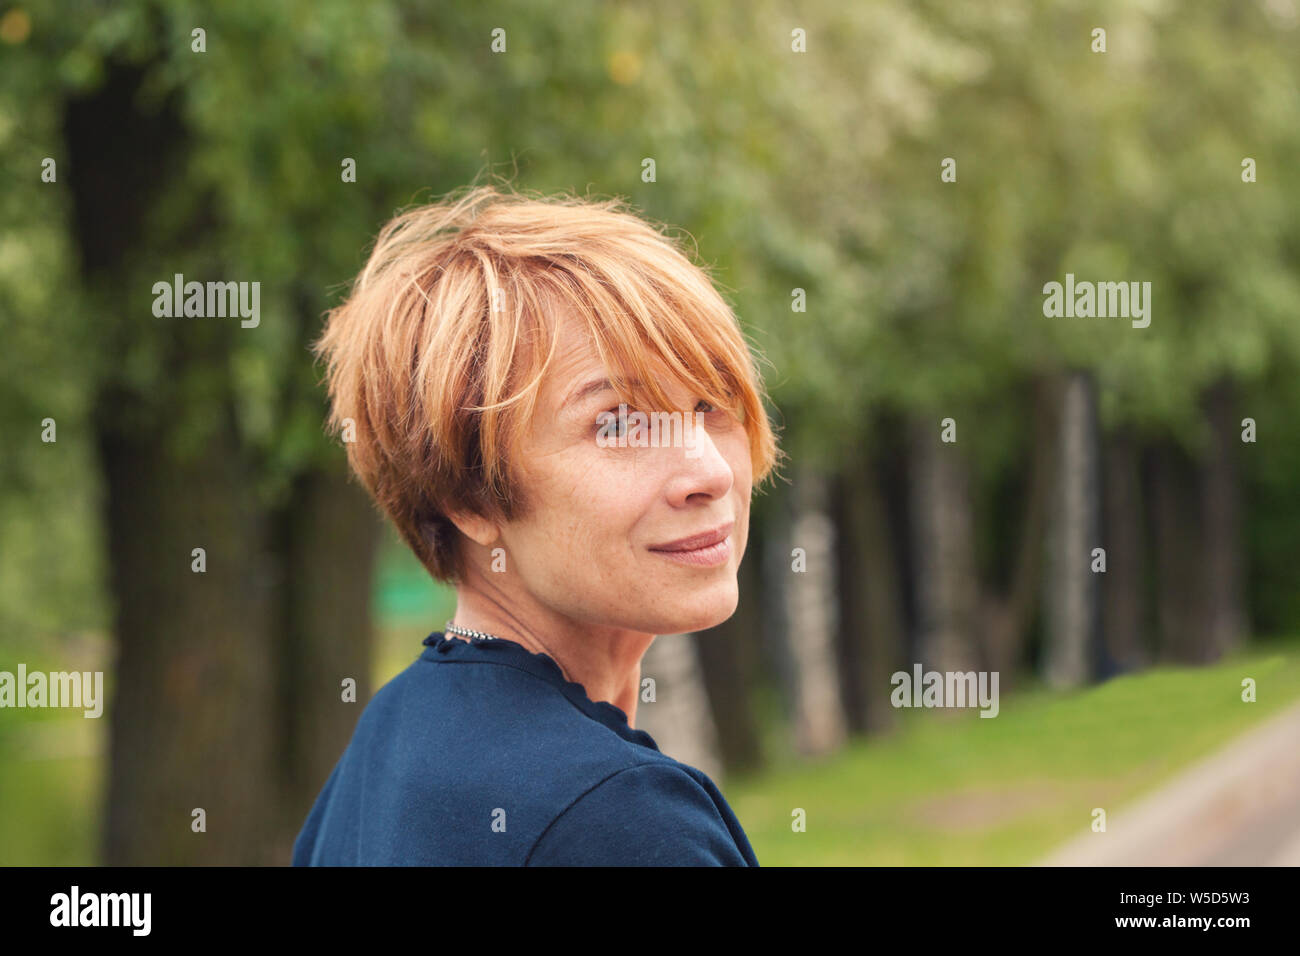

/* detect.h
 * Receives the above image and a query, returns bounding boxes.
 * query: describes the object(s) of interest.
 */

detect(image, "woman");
[293,184,781,866]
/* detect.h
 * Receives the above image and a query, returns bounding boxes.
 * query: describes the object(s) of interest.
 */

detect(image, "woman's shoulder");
[524,755,759,866]
[301,642,759,864]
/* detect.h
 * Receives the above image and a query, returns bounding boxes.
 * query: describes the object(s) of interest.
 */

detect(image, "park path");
[1039,698,1300,866]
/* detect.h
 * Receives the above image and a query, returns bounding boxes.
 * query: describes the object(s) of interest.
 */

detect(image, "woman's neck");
[450,576,656,726]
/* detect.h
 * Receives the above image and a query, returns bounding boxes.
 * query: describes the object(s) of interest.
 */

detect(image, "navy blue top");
[292,632,759,866]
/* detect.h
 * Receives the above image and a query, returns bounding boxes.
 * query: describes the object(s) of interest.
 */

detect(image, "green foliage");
[2,0,1298,648]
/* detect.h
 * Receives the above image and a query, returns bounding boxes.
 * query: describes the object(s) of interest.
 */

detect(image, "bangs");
[575,271,739,403]
[498,253,771,477]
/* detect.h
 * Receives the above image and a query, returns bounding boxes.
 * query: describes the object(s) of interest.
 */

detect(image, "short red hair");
[313,184,781,583]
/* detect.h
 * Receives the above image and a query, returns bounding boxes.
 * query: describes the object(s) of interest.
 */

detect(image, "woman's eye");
[695,399,716,413]
[599,409,628,436]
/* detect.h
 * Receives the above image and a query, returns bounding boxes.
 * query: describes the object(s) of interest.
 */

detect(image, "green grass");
[0,648,105,865]
[723,638,1300,865]
[0,726,102,865]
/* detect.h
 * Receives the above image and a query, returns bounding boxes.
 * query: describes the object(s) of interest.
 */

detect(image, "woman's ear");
[443,507,501,548]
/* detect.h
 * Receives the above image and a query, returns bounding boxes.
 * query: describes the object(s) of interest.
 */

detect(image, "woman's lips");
[652,535,732,567]
[649,523,734,567]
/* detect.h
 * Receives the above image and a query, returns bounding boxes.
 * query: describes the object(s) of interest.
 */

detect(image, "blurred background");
[2,0,1299,866]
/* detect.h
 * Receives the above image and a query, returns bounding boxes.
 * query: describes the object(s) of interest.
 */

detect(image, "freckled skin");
[507,315,751,634]
[445,311,753,723]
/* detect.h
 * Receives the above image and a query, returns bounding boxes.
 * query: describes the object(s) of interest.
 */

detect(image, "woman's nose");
[666,417,734,506]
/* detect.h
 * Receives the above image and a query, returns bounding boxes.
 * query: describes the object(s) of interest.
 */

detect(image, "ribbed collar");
[421,632,661,752]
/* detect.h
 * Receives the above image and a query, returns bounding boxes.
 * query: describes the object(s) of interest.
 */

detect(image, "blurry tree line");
[1,0,1297,863]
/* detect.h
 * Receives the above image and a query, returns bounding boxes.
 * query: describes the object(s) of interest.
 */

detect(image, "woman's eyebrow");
[562,377,644,409]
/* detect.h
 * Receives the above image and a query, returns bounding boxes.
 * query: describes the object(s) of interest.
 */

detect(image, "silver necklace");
[444,621,503,642]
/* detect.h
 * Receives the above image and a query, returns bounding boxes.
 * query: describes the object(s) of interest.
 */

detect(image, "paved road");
[1039,699,1300,866]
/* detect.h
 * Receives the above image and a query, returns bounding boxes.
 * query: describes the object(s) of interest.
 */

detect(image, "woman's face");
[487,312,753,637]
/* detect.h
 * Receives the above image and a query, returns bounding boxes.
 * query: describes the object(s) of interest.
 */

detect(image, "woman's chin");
[645,579,740,635]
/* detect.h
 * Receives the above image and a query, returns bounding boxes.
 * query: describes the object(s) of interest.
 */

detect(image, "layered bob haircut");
[313,184,781,584]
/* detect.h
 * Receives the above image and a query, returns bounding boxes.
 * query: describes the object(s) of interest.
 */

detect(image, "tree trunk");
[908,417,982,676]
[67,56,382,865]
[1148,441,1210,663]
[782,470,848,755]
[1200,379,1248,659]
[833,446,906,736]
[98,400,278,865]
[66,58,279,864]
[1042,370,1102,688]
[982,375,1057,693]
[1101,428,1148,674]
[635,633,725,782]
[271,463,380,862]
